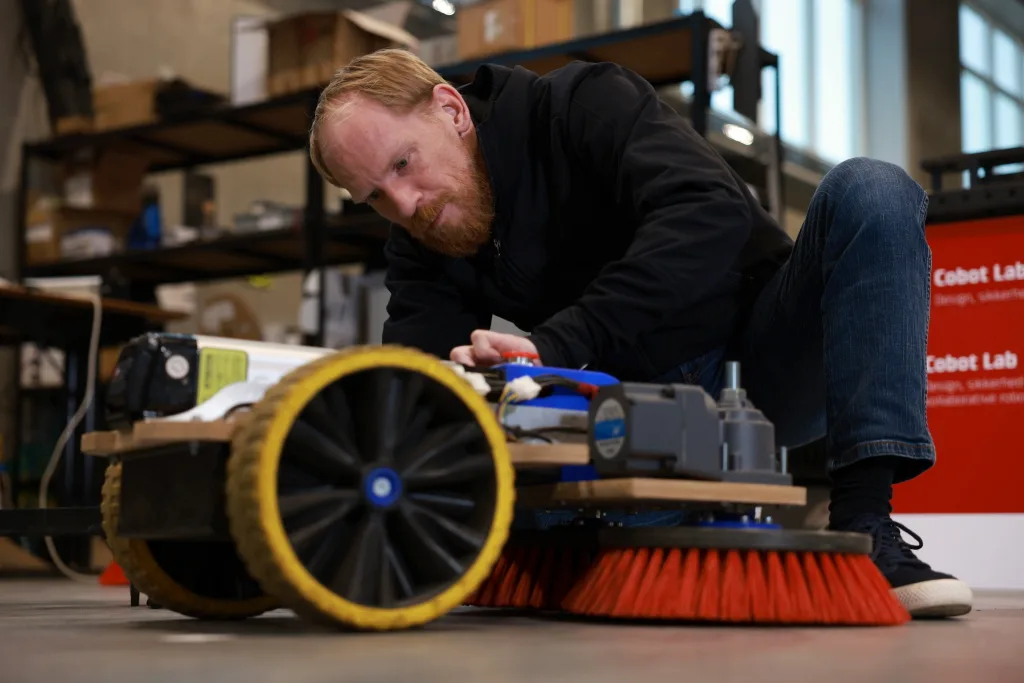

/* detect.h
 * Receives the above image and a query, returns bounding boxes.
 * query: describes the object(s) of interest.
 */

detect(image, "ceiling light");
[723,123,754,146]
[432,0,455,15]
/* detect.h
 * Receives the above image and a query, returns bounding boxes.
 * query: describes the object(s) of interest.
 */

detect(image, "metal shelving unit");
[15,9,784,297]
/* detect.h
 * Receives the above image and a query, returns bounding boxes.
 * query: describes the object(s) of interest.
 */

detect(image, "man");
[309,48,973,618]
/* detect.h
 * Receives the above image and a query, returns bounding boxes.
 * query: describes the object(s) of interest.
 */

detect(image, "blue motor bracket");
[494,363,620,483]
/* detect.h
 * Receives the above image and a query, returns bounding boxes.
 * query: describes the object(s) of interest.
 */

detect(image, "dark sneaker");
[831,514,973,618]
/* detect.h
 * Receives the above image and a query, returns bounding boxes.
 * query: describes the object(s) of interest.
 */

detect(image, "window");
[679,0,865,164]
[959,3,1024,161]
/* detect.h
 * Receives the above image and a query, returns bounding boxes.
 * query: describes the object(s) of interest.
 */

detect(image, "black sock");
[828,456,900,528]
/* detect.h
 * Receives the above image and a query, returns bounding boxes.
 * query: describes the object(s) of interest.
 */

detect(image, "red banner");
[893,215,1024,514]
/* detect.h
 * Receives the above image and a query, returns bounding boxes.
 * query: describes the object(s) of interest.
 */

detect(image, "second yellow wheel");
[101,462,278,620]
[226,345,515,630]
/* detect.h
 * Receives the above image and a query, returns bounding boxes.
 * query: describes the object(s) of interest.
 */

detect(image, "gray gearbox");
[587,362,791,485]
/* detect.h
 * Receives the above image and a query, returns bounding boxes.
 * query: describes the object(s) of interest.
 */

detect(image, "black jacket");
[381,61,794,381]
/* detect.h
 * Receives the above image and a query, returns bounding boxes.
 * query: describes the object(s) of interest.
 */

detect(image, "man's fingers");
[470,331,503,365]
[449,346,475,366]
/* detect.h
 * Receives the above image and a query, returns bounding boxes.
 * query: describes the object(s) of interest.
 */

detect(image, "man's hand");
[450,330,540,367]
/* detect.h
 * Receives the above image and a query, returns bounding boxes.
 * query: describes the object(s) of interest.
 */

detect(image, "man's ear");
[432,83,472,136]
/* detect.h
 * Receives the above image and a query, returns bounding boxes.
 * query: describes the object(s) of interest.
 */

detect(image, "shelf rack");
[16,10,783,299]
[4,7,782,552]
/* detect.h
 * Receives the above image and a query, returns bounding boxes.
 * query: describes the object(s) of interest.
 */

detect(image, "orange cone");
[99,561,129,586]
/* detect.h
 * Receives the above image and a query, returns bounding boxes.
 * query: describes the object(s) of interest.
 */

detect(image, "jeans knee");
[821,157,929,224]
[813,157,930,253]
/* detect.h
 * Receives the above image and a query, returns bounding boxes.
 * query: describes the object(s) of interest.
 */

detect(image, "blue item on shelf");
[128,198,162,250]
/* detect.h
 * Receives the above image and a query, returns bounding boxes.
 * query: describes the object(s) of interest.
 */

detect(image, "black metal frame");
[4,8,781,545]
[921,146,1024,224]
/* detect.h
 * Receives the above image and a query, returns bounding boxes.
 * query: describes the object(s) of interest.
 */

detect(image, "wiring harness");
[494,372,597,443]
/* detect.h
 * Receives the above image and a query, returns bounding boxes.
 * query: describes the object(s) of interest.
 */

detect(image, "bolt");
[371,477,392,498]
[725,361,741,390]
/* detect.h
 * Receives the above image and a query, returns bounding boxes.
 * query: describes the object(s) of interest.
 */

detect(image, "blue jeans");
[657,157,936,484]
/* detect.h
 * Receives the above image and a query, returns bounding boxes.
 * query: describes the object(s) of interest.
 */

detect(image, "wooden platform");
[516,477,807,508]
[81,420,590,467]
[81,422,806,508]
[80,420,237,455]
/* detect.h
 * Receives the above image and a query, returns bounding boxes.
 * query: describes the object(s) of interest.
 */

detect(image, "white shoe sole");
[894,578,974,618]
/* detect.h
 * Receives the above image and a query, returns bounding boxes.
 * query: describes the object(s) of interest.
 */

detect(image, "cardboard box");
[265,10,419,97]
[26,205,135,266]
[92,80,161,130]
[89,77,226,131]
[62,148,150,215]
[53,115,94,136]
[457,0,575,61]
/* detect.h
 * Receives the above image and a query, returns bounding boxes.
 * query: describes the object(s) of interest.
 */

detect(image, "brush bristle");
[466,543,594,610]
[559,547,911,626]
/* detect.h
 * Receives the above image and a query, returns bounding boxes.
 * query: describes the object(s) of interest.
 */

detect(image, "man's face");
[320,91,494,258]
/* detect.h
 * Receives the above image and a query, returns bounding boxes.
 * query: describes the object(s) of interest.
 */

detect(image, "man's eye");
[396,159,408,171]
[367,191,380,202]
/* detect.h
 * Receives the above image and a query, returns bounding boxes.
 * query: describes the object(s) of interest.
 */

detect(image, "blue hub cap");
[363,467,402,508]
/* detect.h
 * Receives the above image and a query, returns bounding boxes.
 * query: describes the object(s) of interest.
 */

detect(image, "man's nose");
[391,184,422,220]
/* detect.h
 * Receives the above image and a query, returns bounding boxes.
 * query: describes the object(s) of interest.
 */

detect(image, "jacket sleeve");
[527,64,754,370]
[380,225,492,358]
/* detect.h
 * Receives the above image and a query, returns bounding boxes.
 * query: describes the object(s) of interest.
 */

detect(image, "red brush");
[465,530,597,610]
[559,526,910,626]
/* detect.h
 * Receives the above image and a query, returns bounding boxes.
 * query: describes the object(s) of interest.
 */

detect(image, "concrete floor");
[1,579,1023,683]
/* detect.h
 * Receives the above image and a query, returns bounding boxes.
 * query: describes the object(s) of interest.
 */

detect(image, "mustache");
[411,197,450,233]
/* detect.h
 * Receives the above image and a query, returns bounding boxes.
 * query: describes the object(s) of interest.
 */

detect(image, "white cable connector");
[464,372,491,396]
[505,375,543,401]
[445,362,492,396]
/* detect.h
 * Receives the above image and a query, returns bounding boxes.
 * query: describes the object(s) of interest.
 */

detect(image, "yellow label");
[196,348,249,404]
[248,275,273,289]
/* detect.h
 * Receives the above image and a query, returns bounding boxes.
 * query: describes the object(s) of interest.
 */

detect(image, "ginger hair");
[309,48,446,187]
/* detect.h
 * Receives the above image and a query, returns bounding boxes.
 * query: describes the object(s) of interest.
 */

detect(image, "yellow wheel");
[101,462,279,619]
[226,345,516,631]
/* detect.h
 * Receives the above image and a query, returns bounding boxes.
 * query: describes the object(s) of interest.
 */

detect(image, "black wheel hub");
[276,365,499,609]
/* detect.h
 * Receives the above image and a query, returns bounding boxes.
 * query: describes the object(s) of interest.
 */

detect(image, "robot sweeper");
[81,332,907,630]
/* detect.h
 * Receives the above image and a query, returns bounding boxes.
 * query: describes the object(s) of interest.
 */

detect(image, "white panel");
[813,0,855,162]
[993,28,1022,96]
[961,70,992,153]
[960,4,991,77]
[993,92,1022,149]
[759,0,810,147]
[892,514,1024,590]
[230,16,267,106]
